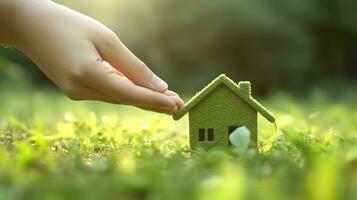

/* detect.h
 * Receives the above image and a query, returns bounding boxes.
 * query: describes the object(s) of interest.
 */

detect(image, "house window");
[208,128,214,141]
[198,129,205,141]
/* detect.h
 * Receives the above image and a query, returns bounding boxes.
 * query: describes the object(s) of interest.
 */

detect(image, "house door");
[228,126,241,145]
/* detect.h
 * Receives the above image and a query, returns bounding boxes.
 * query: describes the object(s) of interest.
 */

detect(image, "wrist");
[5,0,56,51]
[0,0,50,49]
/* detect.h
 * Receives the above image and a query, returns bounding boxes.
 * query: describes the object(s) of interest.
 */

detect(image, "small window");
[208,128,214,141]
[198,129,205,141]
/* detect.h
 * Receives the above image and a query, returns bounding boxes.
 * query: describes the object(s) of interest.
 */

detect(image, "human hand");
[4,0,183,115]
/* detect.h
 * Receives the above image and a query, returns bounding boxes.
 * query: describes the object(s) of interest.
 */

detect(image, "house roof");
[173,74,275,122]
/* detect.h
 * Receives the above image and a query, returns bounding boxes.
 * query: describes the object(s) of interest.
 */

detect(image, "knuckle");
[104,30,120,47]
[131,59,148,76]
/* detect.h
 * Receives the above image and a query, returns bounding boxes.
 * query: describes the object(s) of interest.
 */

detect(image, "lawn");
[0,85,356,200]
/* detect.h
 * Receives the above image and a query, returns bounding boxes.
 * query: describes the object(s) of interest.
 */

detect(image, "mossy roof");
[173,74,275,123]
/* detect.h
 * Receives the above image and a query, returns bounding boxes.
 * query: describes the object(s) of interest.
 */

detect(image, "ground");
[0,85,356,200]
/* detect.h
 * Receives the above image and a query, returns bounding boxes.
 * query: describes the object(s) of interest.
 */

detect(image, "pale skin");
[0,0,184,115]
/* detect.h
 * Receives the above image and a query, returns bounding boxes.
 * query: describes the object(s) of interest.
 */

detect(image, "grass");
[0,85,356,200]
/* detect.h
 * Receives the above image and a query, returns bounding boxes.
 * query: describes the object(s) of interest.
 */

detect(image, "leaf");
[229,126,251,151]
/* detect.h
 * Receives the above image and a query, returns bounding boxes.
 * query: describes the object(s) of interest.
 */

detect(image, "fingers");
[164,90,179,97]
[93,31,168,92]
[85,61,178,114]
[88,95,177,115]
[164,90,184,109]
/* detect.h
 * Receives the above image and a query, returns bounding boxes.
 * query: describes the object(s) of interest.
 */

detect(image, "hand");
[3,0,183,115]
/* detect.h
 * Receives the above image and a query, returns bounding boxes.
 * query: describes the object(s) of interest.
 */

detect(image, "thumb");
[94,31,168,92]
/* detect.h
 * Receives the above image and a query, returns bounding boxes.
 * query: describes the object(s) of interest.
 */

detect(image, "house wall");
[189,84,257,150]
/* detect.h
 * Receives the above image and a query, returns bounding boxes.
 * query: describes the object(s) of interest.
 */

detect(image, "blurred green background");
[1,0,357,95]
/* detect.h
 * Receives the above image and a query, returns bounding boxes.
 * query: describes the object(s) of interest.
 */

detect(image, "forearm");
[0,0,21,46]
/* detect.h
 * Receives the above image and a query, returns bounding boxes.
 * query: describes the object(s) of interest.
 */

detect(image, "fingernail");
[177,98,184,108]
[152,75,168,92]
[173,105,178,114]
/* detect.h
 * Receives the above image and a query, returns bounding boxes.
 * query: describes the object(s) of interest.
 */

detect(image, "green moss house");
[173,74,275,150]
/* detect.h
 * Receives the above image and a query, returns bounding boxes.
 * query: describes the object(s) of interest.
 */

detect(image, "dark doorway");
[228,126,241,134]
